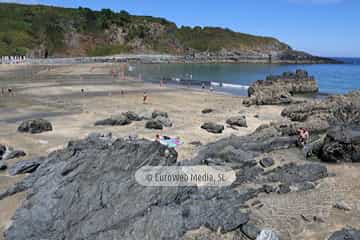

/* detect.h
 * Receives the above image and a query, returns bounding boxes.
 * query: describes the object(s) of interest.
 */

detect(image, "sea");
[133,57,360,96]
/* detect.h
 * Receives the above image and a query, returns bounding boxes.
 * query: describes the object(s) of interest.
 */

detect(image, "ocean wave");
[211,82,249,89]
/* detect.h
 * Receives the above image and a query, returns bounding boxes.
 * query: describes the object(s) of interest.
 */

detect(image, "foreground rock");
[244,70,318,105]
[1,127,330,239]
[8,160,41,176]
[18,119,53,134]
[202,108,214,114]
[201,122,225,134]
[328,228,360,240]
[95,114,132,126]
[226,116,248,128]
[0,144,6,160]
[0,162,7,171]
[145,119,163,130]
[1,145,26,161]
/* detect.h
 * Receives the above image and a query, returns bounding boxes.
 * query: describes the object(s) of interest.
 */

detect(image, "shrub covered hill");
[0,3,338,63]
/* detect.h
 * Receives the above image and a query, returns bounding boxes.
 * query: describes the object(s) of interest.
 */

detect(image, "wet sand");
[0,63,359,240]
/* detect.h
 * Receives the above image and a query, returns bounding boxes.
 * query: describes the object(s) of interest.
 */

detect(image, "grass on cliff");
[0,2,289,57]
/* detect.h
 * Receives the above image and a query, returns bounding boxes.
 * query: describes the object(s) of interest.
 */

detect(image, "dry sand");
[0,63,359,240]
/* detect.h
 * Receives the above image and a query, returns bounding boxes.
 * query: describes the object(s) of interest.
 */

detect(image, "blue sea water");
[134,57,360,96]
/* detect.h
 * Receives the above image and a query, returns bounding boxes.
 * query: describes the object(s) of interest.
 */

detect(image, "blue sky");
[2,0,359,57]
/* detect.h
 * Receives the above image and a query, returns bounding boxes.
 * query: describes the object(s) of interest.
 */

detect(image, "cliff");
[0,3,339,63]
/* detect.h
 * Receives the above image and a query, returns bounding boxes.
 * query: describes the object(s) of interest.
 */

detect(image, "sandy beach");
[1,63,360,240]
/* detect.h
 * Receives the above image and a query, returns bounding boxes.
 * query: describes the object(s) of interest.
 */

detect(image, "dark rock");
[328,228,360,240]
[254,114,260,118]
[154,116,173,127]
[319,126,360,163]
[226,116,248,128]
[264,162,328,185]
[245,70,318,105]
[1,123,331,240]
[145,119,163,130]
[95,114,132,126]
[0,162,7,171]
[3,135,254,240]
[282,91,360,131]
[296,182,316,192]
[189,141,202,147]
[8,160,41,176]
[18,119,53,134]
[152,110,168,119]
[201,122,224,134]
[261,184,275,194]
[201,108,214,114]
[241,223,260,240]
[277,184,291,194]
[138,110,152,120]
[123,111,142,121]
[0,144,6,159]
[259,157,274,168]
[333,202,351,211]
[2,149,26,161]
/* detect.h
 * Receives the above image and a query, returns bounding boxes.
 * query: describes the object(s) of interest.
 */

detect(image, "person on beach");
[1,88,4,96]
[7,88,13,96]
[201,83,205,90]
[298,128,309,146]
[143,91,148,104]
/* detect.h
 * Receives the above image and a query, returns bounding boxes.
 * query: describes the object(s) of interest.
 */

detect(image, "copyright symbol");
[146,174,153,182]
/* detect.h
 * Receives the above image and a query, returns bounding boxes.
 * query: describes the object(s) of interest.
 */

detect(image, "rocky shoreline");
[22,53,341,65]
[0,67,359,240]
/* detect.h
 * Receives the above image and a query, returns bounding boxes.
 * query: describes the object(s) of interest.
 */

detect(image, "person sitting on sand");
[143,91,148,104]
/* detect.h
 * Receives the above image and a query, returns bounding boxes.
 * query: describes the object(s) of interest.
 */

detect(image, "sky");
[1,0,359,57]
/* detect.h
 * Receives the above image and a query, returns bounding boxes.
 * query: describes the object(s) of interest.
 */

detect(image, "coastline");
[14,54,342,65]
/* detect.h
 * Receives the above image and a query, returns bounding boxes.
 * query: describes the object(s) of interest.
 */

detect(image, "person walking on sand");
[143,91,148,104]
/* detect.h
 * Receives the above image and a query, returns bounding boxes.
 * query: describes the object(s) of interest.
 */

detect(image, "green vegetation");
[0,3,290,57]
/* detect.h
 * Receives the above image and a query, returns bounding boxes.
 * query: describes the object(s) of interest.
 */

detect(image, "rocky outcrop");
[145,119,163,130]
[259,158,274,168]
[0,162,7,171]
[95,114,132,126]
[328,228,360,240]
[0,144,6,160]
[243,70,318,105]
[152,110,168,119]
[319,126,360,163]
[202,108,214,114]
[1,124,332,240]
[18,119,53,134]
[2,149,26,161]
[282,91,360,125]
[226,116,248,128]
[201,122,225,134]
[8,159,41,176]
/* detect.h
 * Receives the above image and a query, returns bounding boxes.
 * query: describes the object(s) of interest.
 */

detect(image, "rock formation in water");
[244,70,318,106]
